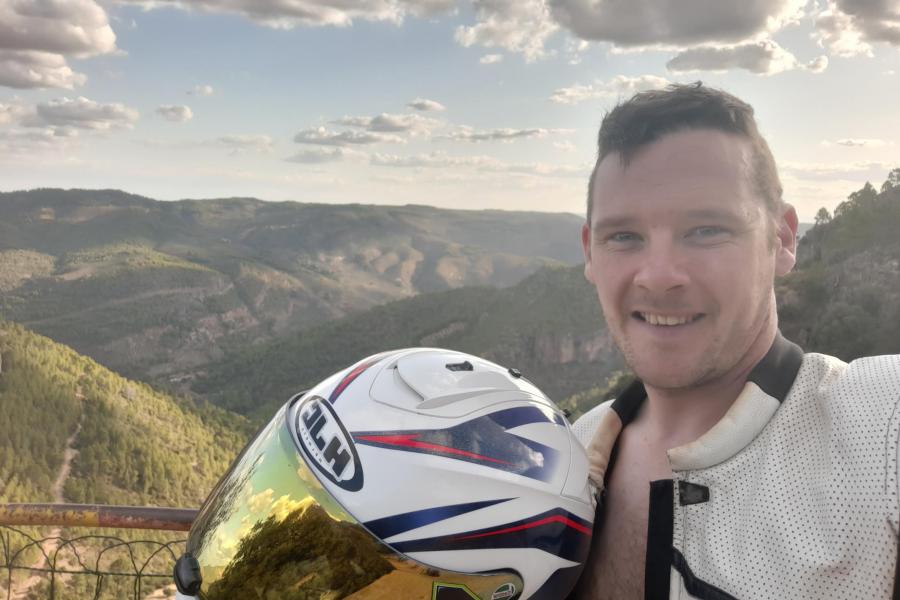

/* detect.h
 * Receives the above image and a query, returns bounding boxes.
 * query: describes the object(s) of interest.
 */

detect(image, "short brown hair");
[586,82,783,223]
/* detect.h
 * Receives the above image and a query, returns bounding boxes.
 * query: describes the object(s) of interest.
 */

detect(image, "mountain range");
[0,189,583,381]
[1,171,898,511]
[189,172,900,421]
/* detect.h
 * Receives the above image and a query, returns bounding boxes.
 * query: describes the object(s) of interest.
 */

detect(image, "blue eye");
[689,226,729,239]
[610,232,640,242]
[602,231,642,249]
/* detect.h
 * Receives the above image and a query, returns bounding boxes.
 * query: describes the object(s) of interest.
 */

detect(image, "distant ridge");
[0,188,583,381]
[192,264,624,421]
[193,172,900,422]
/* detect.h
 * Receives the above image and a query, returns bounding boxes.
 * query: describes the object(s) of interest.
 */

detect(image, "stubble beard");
[608,292,774,393]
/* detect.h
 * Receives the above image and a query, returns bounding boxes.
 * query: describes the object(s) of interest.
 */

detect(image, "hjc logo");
[294,396,363,492]
[301,401,350,476]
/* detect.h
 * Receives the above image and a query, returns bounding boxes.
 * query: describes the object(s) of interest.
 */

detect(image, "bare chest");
[577,476,649,599]
[574,433,671,600]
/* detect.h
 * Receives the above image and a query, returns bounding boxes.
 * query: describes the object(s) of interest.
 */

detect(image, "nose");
[632,241,690,294]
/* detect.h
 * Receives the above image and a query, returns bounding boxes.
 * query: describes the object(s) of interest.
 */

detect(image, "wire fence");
[0,504,196,600]
[0,526,186,600]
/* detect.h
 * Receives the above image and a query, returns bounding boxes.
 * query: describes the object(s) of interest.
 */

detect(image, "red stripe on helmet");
[354,433,513,465]
[328,359,378,404]
[454,515,592,540]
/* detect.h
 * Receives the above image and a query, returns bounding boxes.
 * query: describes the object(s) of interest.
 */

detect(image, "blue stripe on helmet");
[363,498,515,540]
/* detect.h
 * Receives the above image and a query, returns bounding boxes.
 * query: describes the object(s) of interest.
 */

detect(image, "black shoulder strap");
[893,537,899,600]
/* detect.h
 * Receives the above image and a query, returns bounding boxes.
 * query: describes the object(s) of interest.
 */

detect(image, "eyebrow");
[592,208,745,235]
[681,208,745,222]
[591,215,637,235]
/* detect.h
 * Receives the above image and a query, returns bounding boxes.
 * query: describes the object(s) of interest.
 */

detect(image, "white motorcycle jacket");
[571,334,900,599]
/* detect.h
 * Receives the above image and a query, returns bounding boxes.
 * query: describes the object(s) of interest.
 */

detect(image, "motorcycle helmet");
[175,348,595,600]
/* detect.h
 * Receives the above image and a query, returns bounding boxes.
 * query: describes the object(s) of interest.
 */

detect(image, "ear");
[774,203,798,276]
[581,222,595,283]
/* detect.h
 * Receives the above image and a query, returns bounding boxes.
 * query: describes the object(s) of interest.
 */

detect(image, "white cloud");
[372,151,502,169]
[371,151,589,177]
[138,134,276,153]
[554,140,576,152]
[407,98,446,111]
[480,53,503,64]
[294,126,405,146]
[815,0,900,57]
[505,162,590,177]
[781,160,893,179]
[115,0,456,28]
[0,50,88,90]
[548,0,807,49]
[156,105,194,122]
[216,134,275,153]
[0,127,79,163]
[455,0,559,61]
[550,75,671,104]
[815,4,872,56]
[286,147,364,163]
[806,55,830,73]
[549,83,597,105]
[0,101,27,125]
[0,0,117,90]
[371,173,417,184]
[22,97,139,132]
[822,138,894,148]
[666,40,828,75]
[369,113,442,133]
[330,116,373,128]
[563,38,590,64]
[0,0,116,56]
[370,152,592,181]
[330,112,443,134]
[400,0,459,18]
[437,126,568,143]
[190,84,215,96]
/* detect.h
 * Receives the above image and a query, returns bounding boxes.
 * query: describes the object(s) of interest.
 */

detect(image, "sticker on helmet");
[294,395,364,492]
[491,583,517,599]
[432,582,480,599]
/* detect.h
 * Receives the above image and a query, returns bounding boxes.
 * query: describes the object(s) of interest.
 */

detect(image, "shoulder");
[801,352,900,536]
[570,400,615,449]
[798,352,900,406]
[842,353,900,386]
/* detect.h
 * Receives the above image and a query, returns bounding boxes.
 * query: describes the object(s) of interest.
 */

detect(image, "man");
[570,83,900,599]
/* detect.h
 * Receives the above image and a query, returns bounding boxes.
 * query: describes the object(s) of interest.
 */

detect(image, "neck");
[636,306,779,450]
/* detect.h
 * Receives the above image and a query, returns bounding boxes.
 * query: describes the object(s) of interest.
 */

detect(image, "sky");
[0,0,898,221]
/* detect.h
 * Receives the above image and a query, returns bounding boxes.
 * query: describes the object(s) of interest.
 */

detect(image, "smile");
[634,312,704,326]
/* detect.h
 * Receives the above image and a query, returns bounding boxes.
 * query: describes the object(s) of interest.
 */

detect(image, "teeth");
[641,313,694,326]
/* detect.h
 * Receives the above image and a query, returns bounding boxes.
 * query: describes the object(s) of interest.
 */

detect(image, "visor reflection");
[187,403,523,600]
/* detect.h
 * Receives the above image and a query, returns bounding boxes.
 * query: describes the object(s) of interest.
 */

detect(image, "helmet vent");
[370,350,545,416]
[445,360,474,372]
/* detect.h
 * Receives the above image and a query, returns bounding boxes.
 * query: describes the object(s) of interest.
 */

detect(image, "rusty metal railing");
[0,504,197,532]
[0,503,198,600]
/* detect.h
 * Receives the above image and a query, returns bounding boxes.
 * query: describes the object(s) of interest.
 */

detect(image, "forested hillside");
[2,171,897,505]
[191,265,623,421]
[0,189,583,381]
[195,170,900,422]
[779,169,900,360]
[0,322,251,508]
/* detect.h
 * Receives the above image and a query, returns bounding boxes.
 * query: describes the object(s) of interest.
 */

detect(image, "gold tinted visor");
[187,400,524,600]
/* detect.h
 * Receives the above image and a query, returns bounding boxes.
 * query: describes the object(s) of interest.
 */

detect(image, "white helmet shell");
[291,348,595,600]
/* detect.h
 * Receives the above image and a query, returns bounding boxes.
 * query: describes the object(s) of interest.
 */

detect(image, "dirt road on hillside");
[9,423,80,599]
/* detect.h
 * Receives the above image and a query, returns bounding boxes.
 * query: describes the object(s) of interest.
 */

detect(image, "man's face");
[582,129,797,391]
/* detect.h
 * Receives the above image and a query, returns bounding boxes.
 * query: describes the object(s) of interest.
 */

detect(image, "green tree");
[881,168,900,193]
